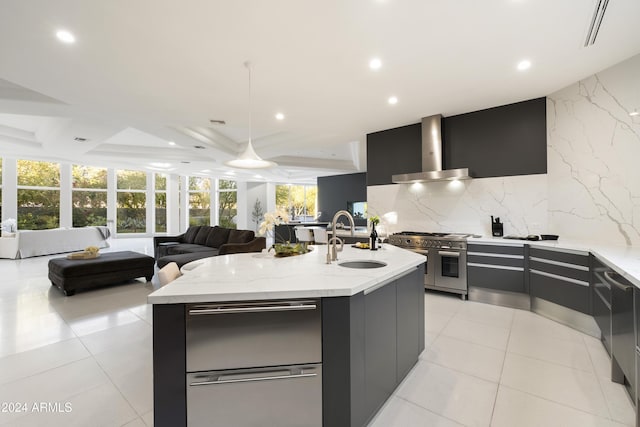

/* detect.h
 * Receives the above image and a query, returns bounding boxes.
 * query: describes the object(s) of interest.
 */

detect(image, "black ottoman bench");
[48,251,155,296]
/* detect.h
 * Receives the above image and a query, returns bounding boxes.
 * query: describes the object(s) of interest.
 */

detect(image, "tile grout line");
[488,309,515,427]
[392,394,467,427]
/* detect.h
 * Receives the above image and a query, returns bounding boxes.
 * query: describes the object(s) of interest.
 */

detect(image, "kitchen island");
[148,244,426,427]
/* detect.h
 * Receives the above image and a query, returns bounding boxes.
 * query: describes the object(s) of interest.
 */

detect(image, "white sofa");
[0,227,110,259]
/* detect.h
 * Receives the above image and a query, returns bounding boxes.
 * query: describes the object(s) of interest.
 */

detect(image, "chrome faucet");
[327,210,355,264]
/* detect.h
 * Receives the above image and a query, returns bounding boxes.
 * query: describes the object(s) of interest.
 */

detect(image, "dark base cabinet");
[528,247,591,315]
[610,270,636,401]
[592,256,612,355]
[322,265,425,427]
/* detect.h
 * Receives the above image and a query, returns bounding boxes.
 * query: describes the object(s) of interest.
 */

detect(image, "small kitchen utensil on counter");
[491,216,503,237]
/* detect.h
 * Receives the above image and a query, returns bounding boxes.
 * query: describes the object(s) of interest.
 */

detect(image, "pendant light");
[225,61,277,169]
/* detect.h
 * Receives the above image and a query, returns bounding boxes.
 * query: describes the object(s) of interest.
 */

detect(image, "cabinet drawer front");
[530,247,589,267]
[468,264,525,293]
[187,364,322,427]
[468,244,524,256]
[467,254,524,268]
[529,259,590,282]
[186,300,321,372]
[530,272,590,314]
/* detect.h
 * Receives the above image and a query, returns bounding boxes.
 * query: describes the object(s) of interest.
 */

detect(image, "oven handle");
[438,250,460,257]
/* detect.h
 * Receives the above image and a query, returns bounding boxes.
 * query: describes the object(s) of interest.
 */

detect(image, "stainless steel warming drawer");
[185,300,322,372]
[187,364,322,427]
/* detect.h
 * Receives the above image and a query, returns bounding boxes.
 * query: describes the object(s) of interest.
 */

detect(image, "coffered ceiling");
[0,0,639,183]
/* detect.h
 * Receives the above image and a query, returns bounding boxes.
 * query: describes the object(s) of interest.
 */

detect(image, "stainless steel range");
[389,231,469,299]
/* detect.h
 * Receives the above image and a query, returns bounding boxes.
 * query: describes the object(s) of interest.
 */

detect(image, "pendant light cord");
[244,60,252,144]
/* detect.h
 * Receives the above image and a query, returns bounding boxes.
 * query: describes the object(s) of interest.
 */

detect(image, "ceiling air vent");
[74,137,89,142]
[209,119,226,125]
[584,0,610,47]
[194,145,206,149]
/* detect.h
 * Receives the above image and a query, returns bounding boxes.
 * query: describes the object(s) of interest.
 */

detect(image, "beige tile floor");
[0,238,635,426]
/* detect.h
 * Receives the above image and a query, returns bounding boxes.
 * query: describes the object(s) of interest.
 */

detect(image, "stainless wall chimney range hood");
[392,115,472,184]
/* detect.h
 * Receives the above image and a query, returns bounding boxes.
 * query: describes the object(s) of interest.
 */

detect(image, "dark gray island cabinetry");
[148,246,426,427]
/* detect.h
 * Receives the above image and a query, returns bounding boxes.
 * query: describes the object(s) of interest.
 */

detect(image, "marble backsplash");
[367,174,548,237]
[368,53,640,246]
[547,54,640,246]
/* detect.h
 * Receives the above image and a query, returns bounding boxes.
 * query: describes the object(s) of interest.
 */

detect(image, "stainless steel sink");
[338,260,387,269]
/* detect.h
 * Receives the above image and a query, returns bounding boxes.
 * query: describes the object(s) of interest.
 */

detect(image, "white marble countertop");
[468,236,640,288]
[147,244,425,304]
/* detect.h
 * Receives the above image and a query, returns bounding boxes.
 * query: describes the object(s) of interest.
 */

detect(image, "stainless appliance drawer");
[187,364,322,427]
[186,300,321,372]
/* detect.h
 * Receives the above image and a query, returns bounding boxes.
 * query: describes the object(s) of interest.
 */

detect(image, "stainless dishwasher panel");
[187,364,322,427]
[186,300,321,372]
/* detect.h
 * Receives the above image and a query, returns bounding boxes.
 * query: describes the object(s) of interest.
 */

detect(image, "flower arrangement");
[369,215,380,226]
[259,209,310,257]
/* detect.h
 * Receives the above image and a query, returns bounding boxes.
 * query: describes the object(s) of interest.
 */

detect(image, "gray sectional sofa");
[154,225,266,268]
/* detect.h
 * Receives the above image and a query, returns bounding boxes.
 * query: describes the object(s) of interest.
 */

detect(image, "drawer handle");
[604,271,633,292]
[530,269,589,287]
[189,304,317,315]
[190,372,317,386]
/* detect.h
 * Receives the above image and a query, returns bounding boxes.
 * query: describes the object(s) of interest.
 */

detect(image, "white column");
[212,179,220,226]
[235,180,247,229]
[106,168,117,236]
[146,172,154,236]
[180,175,189,233]
[167,174,180,235]
[1,158,17,222]
[59,163,72,228]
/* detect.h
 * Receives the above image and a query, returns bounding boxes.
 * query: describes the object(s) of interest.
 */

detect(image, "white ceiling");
[0,0,639,183]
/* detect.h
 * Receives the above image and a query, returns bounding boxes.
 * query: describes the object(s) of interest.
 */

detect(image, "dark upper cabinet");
[443,97,547,178]
[365,97,547,184]
[366,123,421,186]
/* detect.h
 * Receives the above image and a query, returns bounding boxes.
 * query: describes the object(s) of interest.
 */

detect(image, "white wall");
[246,182,269,232]
[368,53,640,246]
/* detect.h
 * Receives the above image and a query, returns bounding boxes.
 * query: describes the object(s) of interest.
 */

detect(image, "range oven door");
[434,249,467,292]
[411,248,433,288]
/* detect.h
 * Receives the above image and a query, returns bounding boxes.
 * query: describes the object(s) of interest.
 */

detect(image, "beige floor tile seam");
[495,383,626,425]
[488,307,516,427]
[581,335,630,423]
[390,393,467,427]
[438,325,510,353]
[503,345,595,375]
[0,347,93,387]
[416,355,503,386]
[91,348,147,418]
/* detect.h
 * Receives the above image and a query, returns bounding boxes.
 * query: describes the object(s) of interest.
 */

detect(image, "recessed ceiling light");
[369,58,382,70]
[56,30,76,44]
[168,141,176,146]
[630,110,639,117]
[517,59,531,71]
[388,96,398,105]
[275,113,285,120]
[150,162,171,168]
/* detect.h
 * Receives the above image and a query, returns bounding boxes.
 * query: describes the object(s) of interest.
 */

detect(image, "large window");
[189,177,211,226]
[116,169,147,234]
[72,165,107,227]
[218,180,237,229]
[155,173,167,233]
[276,184,317,221]
[17,160,60,230]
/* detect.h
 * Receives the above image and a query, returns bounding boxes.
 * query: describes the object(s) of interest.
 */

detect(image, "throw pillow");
[193,227,211,245]
[183,226,202,243]
[227,229,255,244]
[205,226,231,248]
